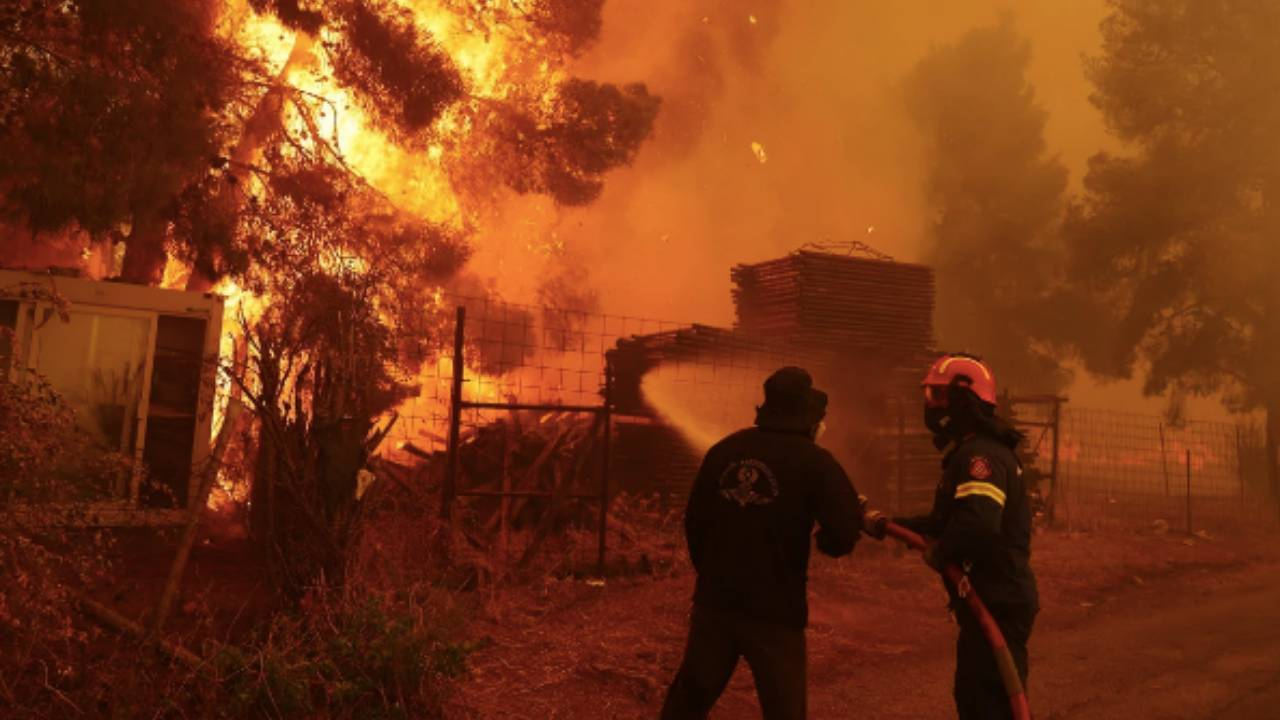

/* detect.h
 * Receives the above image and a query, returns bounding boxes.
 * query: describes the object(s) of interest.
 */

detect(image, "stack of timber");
[730,250,939,507]
[731,251,934,362]
[611,418,702,500]
[607,250,942,506]
[403,410,605,567]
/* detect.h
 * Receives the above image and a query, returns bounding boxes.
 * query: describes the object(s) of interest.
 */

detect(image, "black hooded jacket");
[683,424,862,629]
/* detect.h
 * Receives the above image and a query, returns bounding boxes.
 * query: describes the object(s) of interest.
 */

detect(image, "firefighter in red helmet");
[864,353,1038,720]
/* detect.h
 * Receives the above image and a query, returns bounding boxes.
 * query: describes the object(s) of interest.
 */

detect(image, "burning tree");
[1,0,658,283]
[226,163,461,595]
[0,0,659,592]
[1056,0,1280,501]
[0,0,248,281]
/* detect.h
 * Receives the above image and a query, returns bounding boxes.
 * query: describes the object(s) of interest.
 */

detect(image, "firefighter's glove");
[862,509,888,540]
[922,542,945,573]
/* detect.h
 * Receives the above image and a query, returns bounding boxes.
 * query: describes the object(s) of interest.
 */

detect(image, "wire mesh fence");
[386,293,900,486]
[382,294,1278,563]
[387,294,681,574]
[1004,396,1064,525]
[1051,407,1275,531]
[388,295,806,460]
[383,294,928,571]
[390,294,643,458]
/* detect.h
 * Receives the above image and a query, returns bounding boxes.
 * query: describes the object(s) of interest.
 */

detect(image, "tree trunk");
[185,33,316,292]
[250,411,280,556]
[84,234,116,279]
[119,211,167,285]
[152,399,245,636]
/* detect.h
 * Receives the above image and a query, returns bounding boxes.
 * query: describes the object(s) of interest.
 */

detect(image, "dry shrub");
[346,463,451,593]
[603,491,688,578]
[0,580,472,718]
[0,322,473,716]
[0,369,127,713]
[207,588,473,720]
[0,340,134,507]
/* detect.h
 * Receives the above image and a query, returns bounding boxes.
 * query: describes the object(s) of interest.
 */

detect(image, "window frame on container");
[0,270,224,526]
[27,301,159,506]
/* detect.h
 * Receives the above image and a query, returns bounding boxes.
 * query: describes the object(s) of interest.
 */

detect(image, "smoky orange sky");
[475,2,1111,318]
[464,1,1237,419]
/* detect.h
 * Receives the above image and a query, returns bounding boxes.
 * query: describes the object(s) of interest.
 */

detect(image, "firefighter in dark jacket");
[661,367,863,720]
[865,354,1038,720]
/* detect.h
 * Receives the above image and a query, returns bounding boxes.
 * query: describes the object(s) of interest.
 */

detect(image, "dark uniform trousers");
[660,604,806,720]
[954,603,1036,720]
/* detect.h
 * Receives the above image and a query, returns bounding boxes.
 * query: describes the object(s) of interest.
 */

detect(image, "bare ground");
[446,528,1280,719]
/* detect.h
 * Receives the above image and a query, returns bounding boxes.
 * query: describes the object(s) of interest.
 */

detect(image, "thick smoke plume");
[904,18,1069,394]
[479,1,1112,327]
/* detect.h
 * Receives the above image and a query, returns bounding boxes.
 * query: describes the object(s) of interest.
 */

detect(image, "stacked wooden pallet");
[605,250,942,505]
[731,251,935,360]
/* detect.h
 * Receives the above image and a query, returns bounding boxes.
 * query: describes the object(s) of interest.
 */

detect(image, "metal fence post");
[1158,423,1170,498]
[442,306,465,521]
[1236,425,1246,518]
[895,395,905,517]
[1185,448,1192,535]
[1049,397,1062,526]
[597,361,614,575]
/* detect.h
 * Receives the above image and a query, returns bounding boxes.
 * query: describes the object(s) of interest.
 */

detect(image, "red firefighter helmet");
[922,354,998,407]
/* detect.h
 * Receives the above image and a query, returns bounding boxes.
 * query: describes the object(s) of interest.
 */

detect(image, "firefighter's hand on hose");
[862,510,888,540]
[857,495,888,540]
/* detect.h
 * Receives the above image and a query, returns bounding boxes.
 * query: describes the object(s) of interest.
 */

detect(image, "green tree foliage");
[904,18,1070,393]
[1061,0,1280,410]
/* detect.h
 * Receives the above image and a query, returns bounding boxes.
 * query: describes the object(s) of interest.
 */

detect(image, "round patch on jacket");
[968,455,993,480]
[718,459,779,507]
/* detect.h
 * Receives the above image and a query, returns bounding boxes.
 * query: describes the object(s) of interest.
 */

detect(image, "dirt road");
[1030,567,1280,719]
[449,533,1280,719]
[810,565,1280,719]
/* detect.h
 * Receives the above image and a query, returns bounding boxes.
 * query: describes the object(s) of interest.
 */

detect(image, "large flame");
[184,0,648,497]
[218,1,566,227]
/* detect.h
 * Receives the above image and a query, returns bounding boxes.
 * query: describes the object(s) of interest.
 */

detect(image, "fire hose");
[881,520,1033,720]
